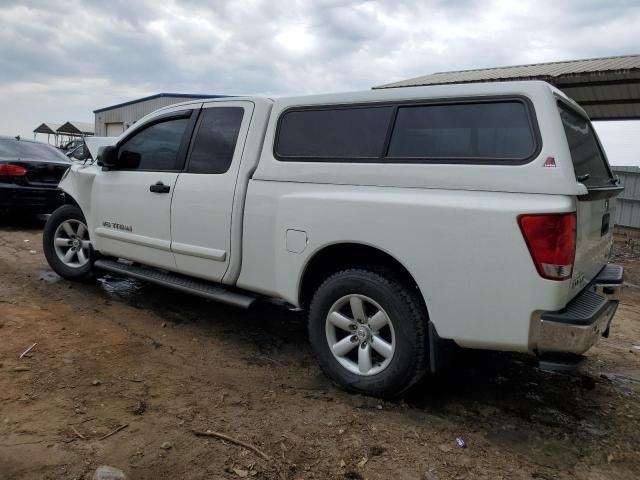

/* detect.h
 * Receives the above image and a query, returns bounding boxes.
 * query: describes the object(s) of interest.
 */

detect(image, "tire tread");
[42,204,95,282]
[308,268,429,397]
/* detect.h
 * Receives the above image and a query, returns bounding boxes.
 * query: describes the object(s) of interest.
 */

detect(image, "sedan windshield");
[0,138,69,161]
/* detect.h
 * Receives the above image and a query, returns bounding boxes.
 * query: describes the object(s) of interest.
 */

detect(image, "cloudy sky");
[1,0,639,164]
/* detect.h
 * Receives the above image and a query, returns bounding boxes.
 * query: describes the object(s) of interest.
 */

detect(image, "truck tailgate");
[557,101,623,299]
[571,197,614,297]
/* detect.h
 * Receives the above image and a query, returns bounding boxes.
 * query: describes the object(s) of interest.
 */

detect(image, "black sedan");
[0,136,71,215]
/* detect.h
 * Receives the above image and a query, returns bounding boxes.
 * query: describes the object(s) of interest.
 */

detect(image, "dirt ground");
[1,218,639,480]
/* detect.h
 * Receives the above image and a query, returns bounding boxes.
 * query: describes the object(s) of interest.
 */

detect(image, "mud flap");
[428,322,457,374]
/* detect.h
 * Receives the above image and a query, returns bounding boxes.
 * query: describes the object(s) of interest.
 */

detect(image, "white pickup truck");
[43,81,624,396]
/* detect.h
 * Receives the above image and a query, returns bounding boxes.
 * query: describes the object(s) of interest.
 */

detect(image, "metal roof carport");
[33,121,94,146]
[374,54,640,121]
[32,122,61,144]
[57,121,95,137]
[54,121,95,148]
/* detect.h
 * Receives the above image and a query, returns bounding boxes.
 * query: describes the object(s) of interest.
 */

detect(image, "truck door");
[170,101,254,283]
[92,108,198,270]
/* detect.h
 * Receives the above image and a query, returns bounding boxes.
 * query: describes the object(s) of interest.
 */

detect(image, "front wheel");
[308,269,429,397]
[43,204,95,281]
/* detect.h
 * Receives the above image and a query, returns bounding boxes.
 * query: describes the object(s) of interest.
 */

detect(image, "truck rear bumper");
[535,264,623,355]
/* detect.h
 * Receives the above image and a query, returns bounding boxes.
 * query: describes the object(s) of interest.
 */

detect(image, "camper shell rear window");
[557,102,615,188]
[274,97,540,165]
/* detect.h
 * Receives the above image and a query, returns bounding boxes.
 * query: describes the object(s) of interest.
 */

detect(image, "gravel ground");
[1,217,639,480]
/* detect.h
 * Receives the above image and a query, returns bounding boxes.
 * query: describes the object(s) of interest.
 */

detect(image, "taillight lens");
[0,163,28,176]
[518,213,576,281]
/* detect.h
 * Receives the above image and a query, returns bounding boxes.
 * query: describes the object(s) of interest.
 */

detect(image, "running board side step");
[93,259,256,309]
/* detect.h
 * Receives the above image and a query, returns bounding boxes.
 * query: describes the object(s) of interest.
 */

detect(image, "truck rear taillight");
[0,164,28,176]
[518,213,576,281]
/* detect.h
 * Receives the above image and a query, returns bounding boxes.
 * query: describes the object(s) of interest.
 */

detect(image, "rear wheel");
[308,269,429,397]
[43,205,95,281]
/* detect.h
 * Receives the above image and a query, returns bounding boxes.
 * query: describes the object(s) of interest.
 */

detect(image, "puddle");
[95,274,201,324]
[38,271,61,283]
[97,274,144,298]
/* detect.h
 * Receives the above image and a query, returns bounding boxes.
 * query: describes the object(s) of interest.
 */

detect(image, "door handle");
[149,181,170,193]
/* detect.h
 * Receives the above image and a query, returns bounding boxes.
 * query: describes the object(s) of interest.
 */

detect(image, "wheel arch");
[63,192,80,207]
[298,242,426,311]
[57,193,95,246]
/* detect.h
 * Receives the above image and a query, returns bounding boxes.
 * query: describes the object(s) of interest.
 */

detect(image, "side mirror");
[98,145,118,169]
[71,147,86,160]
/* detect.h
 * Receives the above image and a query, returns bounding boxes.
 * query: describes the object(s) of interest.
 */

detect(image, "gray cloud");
[1,0,639,148]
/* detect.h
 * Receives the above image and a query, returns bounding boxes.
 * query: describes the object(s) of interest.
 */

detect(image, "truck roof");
[147,80,587,130]
[157,79,562,110]
[193,80,584,117]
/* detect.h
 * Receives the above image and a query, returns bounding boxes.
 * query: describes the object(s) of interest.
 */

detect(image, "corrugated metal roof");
[374,54,640,120]
[32,122,61,134]
[93,93,229,113]
[57,121,95,135]
[375,54,640,88]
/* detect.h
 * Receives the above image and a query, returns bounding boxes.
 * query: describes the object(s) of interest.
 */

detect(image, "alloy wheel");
[53,219,91,268]
[325,294,396,376]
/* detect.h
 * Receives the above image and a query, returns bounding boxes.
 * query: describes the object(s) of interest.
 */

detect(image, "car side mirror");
[71,147,86,160]
[98,145,118,169]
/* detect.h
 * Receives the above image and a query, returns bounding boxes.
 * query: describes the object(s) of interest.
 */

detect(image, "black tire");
[308,269,429,398]
[43,204,95,281]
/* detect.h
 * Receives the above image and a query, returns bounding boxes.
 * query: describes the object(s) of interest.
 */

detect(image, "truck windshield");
[558,103,614,188]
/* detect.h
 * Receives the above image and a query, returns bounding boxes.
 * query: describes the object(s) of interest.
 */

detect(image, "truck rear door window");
[187,107,244,174]
[557,104,614,188]
[276,106,394,159]
[387,101,536,162]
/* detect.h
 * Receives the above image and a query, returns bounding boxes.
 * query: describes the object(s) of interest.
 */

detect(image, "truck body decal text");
[102,221,133,233]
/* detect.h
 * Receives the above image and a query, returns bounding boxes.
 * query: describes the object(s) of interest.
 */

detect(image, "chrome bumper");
[535,264,623,355]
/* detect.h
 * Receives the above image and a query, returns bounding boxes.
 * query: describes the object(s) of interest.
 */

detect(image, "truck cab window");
[118,117,190,171]
[187,107,244,174]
